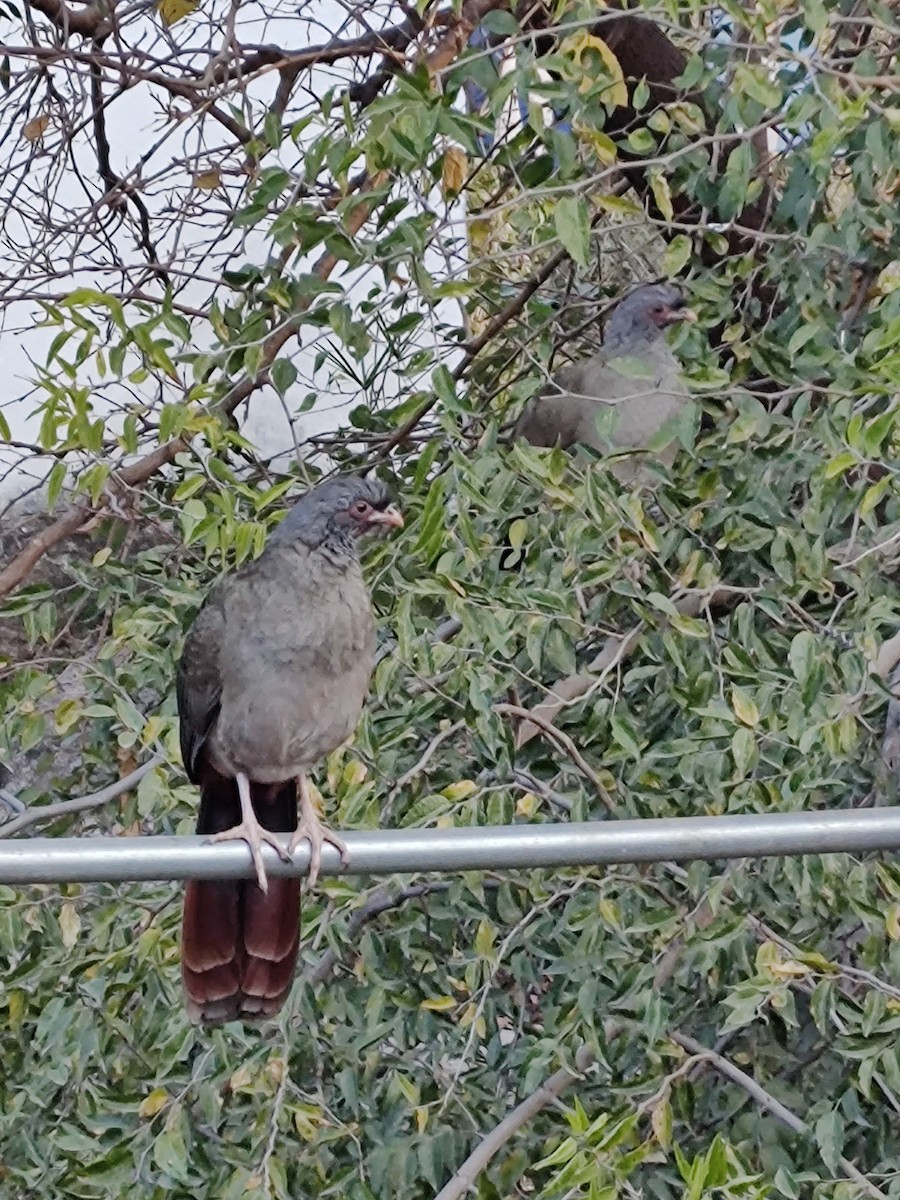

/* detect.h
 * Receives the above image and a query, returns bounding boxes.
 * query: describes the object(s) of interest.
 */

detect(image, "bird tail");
[181,765,301,1023]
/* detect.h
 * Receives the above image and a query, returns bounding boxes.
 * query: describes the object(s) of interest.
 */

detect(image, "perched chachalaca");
[177,475,402,1022]
[515,283,697,481]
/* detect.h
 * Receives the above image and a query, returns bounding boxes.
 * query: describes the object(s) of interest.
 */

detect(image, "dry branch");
[670,1031,887,1200]
[432,1044,595,1200]
[516,588,738,747]
[0,754,164,838]
[495,701,614,812]
[0,181,379,599]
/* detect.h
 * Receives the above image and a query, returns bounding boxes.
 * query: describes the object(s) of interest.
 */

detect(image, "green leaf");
[814,1109,844,1173]
[271,357,297,397]
[662,234,692,277]
[554,195,591,267]
[788,631,816,686]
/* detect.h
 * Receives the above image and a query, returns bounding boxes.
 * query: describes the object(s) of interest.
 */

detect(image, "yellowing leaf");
[507,518,528,550]
[515,791,539,817]
[442,780,477,802]
[561,32,628,107]
[420,995,457,1011]
[7,990,24,1032]
[139,1088,169,1119]
[292,1103,326,1140]
[651,1096,672,1150]
[770,958,812,979]
[415,1106,429,1133]
[731,687,759,728]
[342,758,368,787]
[229,1064,253,1091]
[158,0,197,26]
[823,451,857,479]
[442,146,467,197]
[649,170,674,222]
[394,1073,419,1106]
[23,115,49,142]
[59,902,81,950]
[595,192,641,215]
[54,699,82,734]
[662,234,692,277]
[887,905,900,941]
[92,547,112,567]
[474,920,495,958]
[573,123,618,165]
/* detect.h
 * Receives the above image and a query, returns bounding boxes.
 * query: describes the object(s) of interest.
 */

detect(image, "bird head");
[604,284,697,349]
[272,475,403,556]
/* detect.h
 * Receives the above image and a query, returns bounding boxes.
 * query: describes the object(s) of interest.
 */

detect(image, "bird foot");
[288,816,349,889]
[208,820,291,894]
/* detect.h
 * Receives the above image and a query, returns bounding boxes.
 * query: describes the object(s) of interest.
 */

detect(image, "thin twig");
[670,1031,887,1200]
[495,702,614,812]
[305,882,451,986]
[432,1044,595,1200]
[0,754,164,838]
[392,719,466,796]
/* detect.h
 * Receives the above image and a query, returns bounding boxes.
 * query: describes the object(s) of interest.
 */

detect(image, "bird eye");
[351,499,372,517]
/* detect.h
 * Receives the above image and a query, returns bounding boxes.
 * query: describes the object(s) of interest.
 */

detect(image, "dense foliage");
[2,0,900,1196]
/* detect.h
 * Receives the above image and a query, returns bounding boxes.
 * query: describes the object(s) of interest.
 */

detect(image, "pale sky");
[0,0,467,498]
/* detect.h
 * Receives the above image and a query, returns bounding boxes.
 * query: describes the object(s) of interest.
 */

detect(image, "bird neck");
[264,526,359,569]
[318,532,359,566]
[604,324,662,354]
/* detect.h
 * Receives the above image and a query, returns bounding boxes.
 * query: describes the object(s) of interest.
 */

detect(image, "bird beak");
[369,505,404,529]
[668,306,698,324]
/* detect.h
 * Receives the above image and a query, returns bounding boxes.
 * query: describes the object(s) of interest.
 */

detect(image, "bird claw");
[288,820,349,889]
[208,822,291,894]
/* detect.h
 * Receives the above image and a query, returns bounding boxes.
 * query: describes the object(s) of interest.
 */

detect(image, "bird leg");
[289,776,349,889]
[208,771,292,894]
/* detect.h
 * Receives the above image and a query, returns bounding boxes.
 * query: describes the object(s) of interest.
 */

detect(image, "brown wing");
[176,582,227,783]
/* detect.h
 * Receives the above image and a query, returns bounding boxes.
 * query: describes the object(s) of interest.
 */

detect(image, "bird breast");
[207,549,376,782]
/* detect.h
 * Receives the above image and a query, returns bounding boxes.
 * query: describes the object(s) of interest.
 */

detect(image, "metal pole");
[1,807,899,883]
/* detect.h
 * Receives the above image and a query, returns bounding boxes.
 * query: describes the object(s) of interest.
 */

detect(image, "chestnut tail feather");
[181,765,300,1023]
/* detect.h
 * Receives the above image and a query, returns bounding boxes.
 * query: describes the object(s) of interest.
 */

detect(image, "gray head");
[270,475,403,557]
[604,284,697,350]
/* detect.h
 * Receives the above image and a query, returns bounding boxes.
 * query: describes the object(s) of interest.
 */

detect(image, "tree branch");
[27,0,111,38]
[432,1044,595,1200]
[0,754,164,838]
[494,702,614,812]
[0,178,380,599]
[670,1031,888,1200]
[376,191,626,458]
[305,882,451,985]
[515,588,741,748]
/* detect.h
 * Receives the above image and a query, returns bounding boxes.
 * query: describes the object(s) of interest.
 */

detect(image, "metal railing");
[2,807,899,883]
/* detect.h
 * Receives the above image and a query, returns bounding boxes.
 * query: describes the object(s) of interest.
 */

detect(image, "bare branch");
[0,754,164,838]
[0,177,380,598]
[494,702,614,812]
[432,1044,595,1200]
[670,1031,888,1200]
